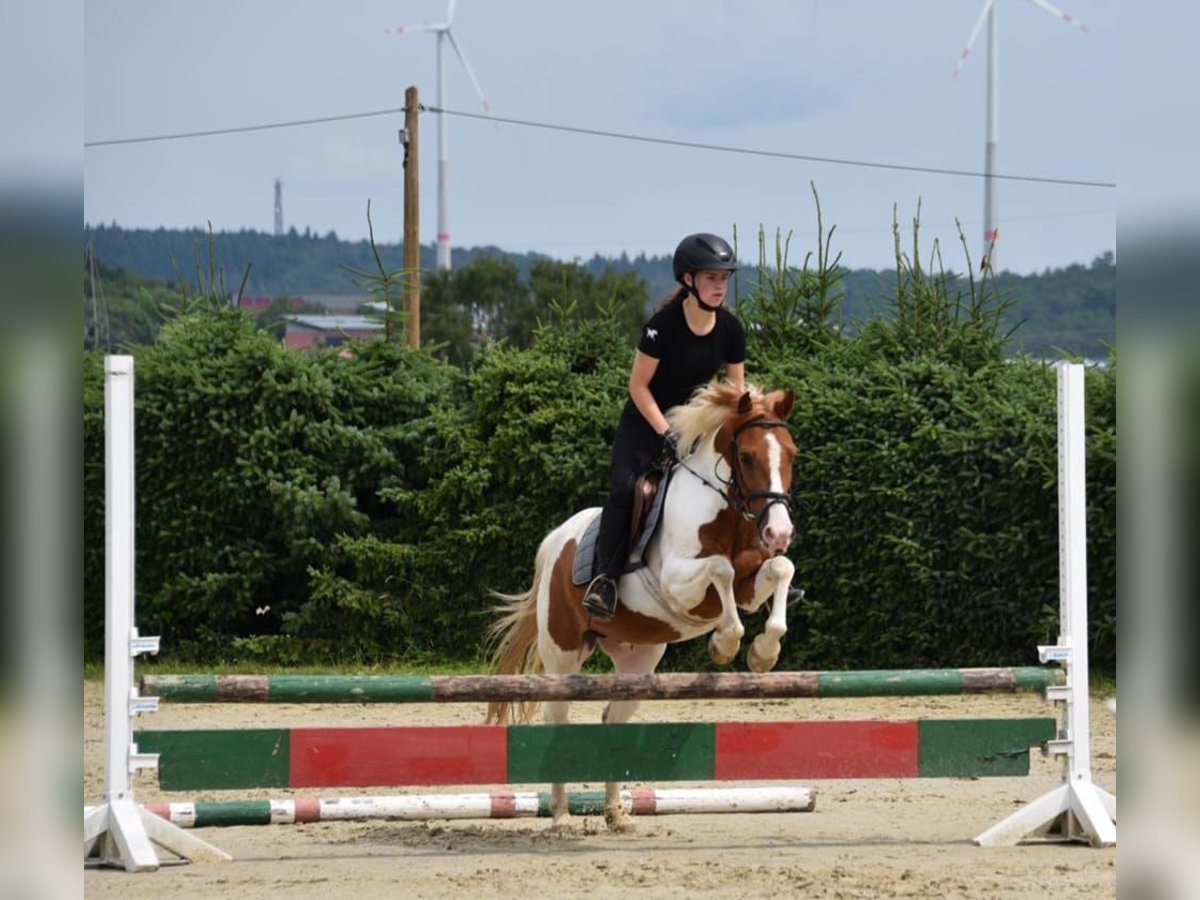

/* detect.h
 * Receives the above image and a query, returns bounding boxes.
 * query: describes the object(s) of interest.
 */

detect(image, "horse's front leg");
[745,555,795,673]
[661,554,742,664]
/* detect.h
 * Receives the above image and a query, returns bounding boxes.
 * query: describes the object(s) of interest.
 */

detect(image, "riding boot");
[583,502,630,621]
[582,574,618,621]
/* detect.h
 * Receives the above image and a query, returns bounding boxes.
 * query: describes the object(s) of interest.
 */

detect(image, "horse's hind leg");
[597,639,667,833]
[542,696,574,831]
[540,632,594,832]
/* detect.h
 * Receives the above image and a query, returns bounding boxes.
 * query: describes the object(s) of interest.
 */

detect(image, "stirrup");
[582,575,618,621]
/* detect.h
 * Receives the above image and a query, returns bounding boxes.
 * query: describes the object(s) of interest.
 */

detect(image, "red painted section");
[144,803,170,821]
[629,789,657,815]
[289,726,508,788]
[490,792,518,818]
[294,798,321,823]
[714,721,919,779]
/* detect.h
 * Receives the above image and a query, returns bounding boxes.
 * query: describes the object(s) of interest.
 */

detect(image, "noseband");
[677,417,794,545]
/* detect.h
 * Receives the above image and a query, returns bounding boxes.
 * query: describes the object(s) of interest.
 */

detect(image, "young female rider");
[583,233,746,621]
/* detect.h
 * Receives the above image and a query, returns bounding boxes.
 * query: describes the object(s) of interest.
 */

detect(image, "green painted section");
[537,791,609,816]
[917,718,1057,777]
[148,675,219,701]
[193,800,273,827]
[1008,667,1061,691]
[508,723,716,783]
[820,669,964,697]
[136,729,291,790]
[145,674,437,703]
[817,667,1058,697]
[268,675,435,703]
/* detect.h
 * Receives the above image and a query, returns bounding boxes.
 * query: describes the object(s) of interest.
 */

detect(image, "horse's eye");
[739,452,754,466]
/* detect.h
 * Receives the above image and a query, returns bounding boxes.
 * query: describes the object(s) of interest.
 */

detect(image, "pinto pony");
[486,381,799,832]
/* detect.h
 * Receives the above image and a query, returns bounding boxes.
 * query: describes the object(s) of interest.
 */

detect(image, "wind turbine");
[953,0,1087,272]
[387,0,491,271]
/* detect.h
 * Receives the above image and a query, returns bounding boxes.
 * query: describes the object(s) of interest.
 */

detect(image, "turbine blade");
[447,0,458,26]
[446,30,492,115]
[953,0,997,78]
[385,23,444,35]
[1021,0,1089,33]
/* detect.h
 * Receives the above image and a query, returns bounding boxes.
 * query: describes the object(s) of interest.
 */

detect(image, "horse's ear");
[774,390,795,421]
[737,391,754,415]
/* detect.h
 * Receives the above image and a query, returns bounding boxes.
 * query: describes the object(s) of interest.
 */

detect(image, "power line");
[84,107,405,147]
[429,106,1115,189]
[85,102,1116,190]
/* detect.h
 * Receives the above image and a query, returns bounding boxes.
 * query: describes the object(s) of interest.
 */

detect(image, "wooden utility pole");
[403,86,420,349]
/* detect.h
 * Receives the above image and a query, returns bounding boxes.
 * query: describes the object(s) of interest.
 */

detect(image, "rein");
[675,416,794,543]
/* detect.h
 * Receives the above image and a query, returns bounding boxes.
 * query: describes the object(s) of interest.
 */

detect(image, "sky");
[81,1,1119,275]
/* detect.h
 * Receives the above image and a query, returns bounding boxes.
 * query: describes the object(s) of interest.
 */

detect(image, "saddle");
[571,464,673,587]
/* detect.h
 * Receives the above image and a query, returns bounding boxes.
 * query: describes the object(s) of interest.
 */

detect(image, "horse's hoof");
[747,645,779,673]
[748,635,780,673]
[700,633,739,672]
[604,808,638,834]
[550,815,579,835]
[708,634,739,666]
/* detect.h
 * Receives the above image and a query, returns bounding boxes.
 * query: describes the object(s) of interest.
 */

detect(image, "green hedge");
[83,311,465,661]
[83,308,1115,673]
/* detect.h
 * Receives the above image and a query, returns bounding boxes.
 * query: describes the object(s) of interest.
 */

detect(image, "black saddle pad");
[571,466,673,587]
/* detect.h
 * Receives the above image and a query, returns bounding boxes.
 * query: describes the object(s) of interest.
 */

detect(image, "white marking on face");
[766,433,783,491]
[764,433,794,549]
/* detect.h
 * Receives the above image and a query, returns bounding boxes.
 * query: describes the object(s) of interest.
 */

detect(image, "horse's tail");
[484,535,551,725]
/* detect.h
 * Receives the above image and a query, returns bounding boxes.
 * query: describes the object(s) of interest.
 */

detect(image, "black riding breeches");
[595,403,662,579]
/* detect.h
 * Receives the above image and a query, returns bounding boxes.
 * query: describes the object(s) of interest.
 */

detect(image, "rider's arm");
[725,361,745,392]
[629,351,671,437]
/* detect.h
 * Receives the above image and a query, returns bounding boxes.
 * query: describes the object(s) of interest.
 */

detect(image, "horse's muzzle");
[761,522,794,555]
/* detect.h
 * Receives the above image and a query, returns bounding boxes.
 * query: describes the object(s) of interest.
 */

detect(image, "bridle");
[676,416,795,545]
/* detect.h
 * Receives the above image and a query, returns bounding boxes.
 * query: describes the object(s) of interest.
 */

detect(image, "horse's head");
[670,382,798,554]
[721,388,797,553]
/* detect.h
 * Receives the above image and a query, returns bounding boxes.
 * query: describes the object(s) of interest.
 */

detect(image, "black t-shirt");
[633,301,746,414]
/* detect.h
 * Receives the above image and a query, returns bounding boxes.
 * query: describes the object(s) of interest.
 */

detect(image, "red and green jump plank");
[141,667,1062,704]
[135,718,1056,791]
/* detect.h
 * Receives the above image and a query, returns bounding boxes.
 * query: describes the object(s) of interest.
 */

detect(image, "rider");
[583,233,747,621]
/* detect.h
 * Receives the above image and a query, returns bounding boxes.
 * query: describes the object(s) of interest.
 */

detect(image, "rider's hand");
[660,430,680,463]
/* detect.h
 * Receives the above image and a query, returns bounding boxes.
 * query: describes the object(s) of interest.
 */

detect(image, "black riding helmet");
[672,233,738,284]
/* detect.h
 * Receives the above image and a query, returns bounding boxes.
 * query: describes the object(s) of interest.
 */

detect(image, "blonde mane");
[666,380,766,452]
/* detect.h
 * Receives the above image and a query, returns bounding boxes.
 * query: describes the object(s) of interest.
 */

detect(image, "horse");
[485,380,798,832]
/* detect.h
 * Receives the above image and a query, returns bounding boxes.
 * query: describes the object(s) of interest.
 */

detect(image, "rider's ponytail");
[655,285,689,311]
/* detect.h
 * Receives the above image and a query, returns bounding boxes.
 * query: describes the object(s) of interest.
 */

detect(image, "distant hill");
[83,224,1114,358]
